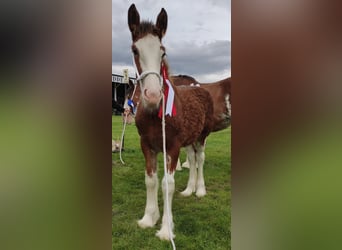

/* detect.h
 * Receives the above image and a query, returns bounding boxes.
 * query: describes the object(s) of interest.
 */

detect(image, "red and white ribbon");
[159,64,176,117]
[164,78,175,116]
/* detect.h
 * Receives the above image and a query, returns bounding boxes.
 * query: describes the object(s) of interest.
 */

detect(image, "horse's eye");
[132,48,139,56]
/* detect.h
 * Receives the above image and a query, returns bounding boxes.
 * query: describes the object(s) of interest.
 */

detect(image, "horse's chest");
[139,124,161,138]
[135,116,161,145]
[135,115,180,151]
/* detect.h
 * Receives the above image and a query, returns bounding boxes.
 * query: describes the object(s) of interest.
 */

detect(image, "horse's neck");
[162,59,180,99]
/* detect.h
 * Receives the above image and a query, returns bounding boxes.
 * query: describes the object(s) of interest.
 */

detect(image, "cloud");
[165,40,231,81]
[208,0,231,10]
[112,0,231,82]
[112,39,230,81]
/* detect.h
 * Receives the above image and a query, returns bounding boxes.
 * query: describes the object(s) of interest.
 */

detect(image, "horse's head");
[128,4,167,111]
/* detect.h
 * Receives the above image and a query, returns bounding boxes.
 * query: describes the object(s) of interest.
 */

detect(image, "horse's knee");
[145,172,158,188]
[162,173,175,194]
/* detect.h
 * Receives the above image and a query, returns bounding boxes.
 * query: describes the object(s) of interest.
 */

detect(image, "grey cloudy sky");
[112,0,231,82]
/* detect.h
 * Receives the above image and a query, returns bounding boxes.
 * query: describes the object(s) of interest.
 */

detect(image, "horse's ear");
[156,8,167,38]
[128,4,140,34]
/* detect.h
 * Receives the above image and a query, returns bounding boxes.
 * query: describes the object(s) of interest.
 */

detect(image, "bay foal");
[125,75,231,170]
[126,75,231,131]
[128,4,214,240]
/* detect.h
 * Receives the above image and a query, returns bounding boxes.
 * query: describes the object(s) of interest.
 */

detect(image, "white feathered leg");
[176,158,182,171]
[156,173,175,240]
[181,146,197,196]
[181,155,190,168]
[138,172,160,228]
[195,144,206,197]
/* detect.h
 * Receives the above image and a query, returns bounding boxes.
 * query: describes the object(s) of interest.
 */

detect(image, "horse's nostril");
[144,89,162,104]
[144,89,150,98]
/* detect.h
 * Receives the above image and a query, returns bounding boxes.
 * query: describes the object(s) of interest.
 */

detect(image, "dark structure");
[112,73,136,114]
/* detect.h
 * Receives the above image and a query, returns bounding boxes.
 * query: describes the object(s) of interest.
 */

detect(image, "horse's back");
[171,75,199,86]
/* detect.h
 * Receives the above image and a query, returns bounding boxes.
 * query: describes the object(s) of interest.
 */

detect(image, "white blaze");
[135,35,164,107]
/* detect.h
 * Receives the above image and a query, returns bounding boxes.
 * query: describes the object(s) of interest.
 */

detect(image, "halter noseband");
[136,70,162,86]
[132,50,167,87]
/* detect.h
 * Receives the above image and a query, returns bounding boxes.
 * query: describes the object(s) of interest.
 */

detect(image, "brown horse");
[167,76,231,169]
[170,75,231,131]
[128,4,214,240]
[125,75,231,130]
[124,75,231,169]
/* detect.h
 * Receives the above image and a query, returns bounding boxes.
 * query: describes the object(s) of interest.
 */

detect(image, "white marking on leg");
[181,146,197,196]
[181,154,190,168]
[156,173,175,240]
[176,158,182,171]
[195,144,206,197]
[138,172,160,228]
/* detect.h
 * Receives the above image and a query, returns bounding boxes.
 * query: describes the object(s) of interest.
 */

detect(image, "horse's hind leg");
[195,143,206,197]
[181,154,190,168]
[176,158,182,171]
[180,145,197,197]
[138,147,160,228]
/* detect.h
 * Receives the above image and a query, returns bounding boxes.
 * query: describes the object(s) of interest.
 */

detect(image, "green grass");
[112,115,231,249]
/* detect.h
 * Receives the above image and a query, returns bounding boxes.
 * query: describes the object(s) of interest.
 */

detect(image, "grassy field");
[112,115,231,250]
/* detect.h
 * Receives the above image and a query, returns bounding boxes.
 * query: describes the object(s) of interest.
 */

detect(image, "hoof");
[180,188,194,197]
[195,188,207,197]
[137,212,160,228]
[156,227,175,241]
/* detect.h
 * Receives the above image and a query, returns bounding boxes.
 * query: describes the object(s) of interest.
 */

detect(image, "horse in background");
[171,75,231,131]
[128,4,214,240]
[169,76,231,169]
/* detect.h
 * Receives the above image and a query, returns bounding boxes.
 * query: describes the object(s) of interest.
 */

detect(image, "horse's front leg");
[156,149,178,240]
[138,142,160,228]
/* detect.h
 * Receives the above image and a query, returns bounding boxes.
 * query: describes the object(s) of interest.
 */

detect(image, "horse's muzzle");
[143,88,162,107]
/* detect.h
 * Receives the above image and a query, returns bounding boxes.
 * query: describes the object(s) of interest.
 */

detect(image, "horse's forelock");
[132,21,162,41]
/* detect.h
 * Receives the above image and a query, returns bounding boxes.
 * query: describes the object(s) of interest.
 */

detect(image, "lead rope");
[119,112,128,164]
[118,55,140,164]
[119,83,137,165]
[159,61,176,249]
[162,93,176,250]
